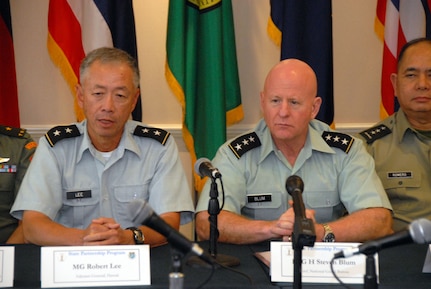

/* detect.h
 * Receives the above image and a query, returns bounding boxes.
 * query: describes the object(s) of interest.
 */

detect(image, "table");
[10,241,431,288]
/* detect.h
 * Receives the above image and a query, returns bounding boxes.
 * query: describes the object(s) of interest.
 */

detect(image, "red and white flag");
[47,0,141,121]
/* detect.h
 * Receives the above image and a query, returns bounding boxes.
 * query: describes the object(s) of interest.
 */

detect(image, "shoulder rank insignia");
[133,126,170,145]
[322,131,354,154]
[45,125,81,147]
[359,124,391,144]
[228,132,261,159]
[0,125,26,138]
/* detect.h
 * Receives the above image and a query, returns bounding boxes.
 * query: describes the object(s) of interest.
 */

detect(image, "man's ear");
[311,96,322,118]
[390,73,398,97]
[75,84,84,108]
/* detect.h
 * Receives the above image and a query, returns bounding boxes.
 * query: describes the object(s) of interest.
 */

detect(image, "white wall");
[10,0,383,133]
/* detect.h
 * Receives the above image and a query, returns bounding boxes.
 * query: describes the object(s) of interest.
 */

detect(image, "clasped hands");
[82,217,132,245]
[271,200,316,242]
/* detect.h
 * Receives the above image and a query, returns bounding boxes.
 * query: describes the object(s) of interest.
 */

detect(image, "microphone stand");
[208,179,219,257]
[169,248,184,289]
[363,253,378,289]
[292,233,304,289]
[187,177,240,268]
[292,218,316,289]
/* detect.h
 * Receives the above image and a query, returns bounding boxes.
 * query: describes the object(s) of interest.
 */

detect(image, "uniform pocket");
[305,190,343,223]
[378,171,421,212]
[59,187,99,228]
[113,184,149,226]
[0,172,14,205]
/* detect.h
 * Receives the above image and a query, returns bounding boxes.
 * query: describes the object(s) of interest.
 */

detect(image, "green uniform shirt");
[358,110,431,231]
[0,125,36,243]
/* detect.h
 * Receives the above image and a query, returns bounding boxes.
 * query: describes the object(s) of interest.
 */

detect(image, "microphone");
[285,175,316,247]
[128,200,216,265]
[286,175,306,218]
[334,218,431,259]
[194,158,221,179]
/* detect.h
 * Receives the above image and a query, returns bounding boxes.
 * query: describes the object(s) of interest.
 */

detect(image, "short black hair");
[397,37,431,69]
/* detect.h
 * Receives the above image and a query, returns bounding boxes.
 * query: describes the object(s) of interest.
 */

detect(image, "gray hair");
[79,47,140,88]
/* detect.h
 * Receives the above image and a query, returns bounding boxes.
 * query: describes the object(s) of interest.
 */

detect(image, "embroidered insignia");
[45,125,81,147]
[228,132,261,159]
[322,131,354,154]
[359,124,392,144]
[0,164,17,173]
[133,126,170,145]
[25,141,37,150]
[0,125,26,138]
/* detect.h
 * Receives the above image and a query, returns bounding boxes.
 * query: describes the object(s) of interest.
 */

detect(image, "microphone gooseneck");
[128,200,216,266]
[334,218,431,259]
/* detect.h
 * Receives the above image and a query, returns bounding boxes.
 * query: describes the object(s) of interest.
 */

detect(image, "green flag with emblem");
[165,0,243,192]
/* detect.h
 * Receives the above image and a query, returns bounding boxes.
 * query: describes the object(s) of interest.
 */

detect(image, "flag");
[165,0,244,192]
[0,0,20,127]
[268,0,334,126]
[47,0,141,121]
[375,0,431,119]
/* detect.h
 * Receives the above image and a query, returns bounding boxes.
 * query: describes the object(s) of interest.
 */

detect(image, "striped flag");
[47,0,141,121]
[165,0,243,192]
[267,0,334,126]
[0,0,20,127]
[375,0,431,118]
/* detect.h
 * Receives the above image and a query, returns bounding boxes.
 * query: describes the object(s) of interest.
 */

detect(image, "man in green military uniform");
[0,125,36,243]
[358,38,431,231]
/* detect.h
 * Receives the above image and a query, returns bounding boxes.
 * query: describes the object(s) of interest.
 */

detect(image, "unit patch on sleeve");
[322,131,354,153]
[45,125,81,147]
[133,125,170,145]
[228,132,261,159]
[359,124,391,144]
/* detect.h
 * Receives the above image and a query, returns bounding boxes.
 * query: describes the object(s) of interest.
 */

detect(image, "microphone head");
[409,218,431,244]
[128,199,153,225]
[194,157,211,177]
[285,175,304,196]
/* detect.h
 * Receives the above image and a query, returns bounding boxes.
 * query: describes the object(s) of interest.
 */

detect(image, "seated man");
[196,59,393,244]
[0,125,36,243]
[358,38,431,231]
[11,47,194,246]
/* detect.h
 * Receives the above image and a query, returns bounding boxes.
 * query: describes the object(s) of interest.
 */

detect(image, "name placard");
[270,242,378,284]
[0,246,15,288]
[41,245,150,288]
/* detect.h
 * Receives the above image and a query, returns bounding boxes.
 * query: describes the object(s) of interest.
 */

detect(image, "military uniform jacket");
[0,125,36,242]
[196,119,392,224]
[358,110,431,231]
[11,120,194,229]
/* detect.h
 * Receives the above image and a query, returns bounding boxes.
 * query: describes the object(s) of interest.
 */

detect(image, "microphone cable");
[194,261,255,289]
[329,256,355,289]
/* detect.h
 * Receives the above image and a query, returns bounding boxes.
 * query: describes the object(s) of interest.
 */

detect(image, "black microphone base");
[187,254,240,269]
